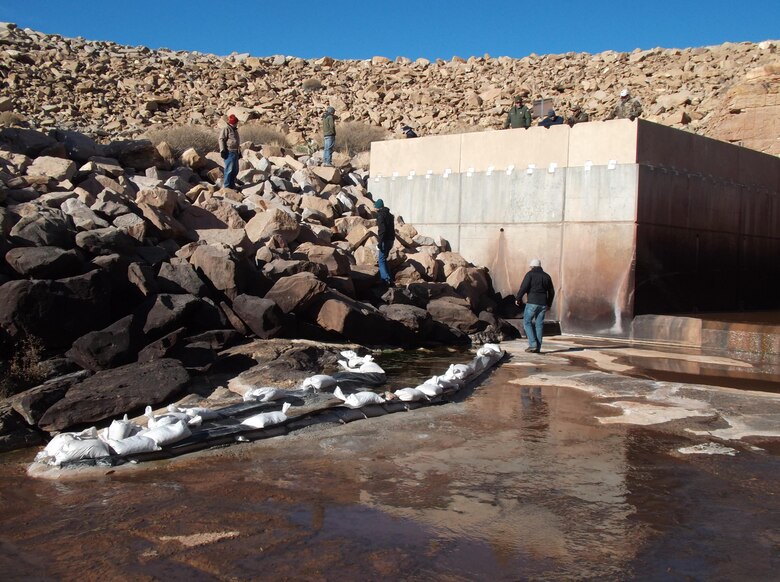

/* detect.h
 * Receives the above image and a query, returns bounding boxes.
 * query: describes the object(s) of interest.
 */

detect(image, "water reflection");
[0,353,778,580]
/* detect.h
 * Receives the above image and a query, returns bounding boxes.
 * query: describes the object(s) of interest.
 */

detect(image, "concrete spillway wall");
[369,119,780,337]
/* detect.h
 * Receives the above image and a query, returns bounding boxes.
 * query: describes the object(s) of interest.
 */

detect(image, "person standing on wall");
[322,106,336,166]
[503,95,532,129]
[515,259,555,353]
[218,113,240,190]
[606,88,643,121]
[374,197,395,287]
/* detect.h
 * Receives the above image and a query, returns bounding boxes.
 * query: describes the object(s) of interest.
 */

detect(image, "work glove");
[220,150,228,160]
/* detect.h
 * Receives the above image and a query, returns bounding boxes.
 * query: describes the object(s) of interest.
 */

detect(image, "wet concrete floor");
[0,338,779,581]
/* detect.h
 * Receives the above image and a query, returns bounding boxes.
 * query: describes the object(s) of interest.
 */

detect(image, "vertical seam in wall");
[559,129,571,319]
[457,133,464,253]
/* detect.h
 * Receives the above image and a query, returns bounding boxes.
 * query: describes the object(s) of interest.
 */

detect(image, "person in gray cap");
[322,106,336,166]
[515,258,555,353]
[373,197,395,286]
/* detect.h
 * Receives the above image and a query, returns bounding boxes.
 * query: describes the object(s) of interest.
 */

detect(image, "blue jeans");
[523,303,547,350]
[377,240,393,284]
[223,151,239,189]
[323,135,335,165]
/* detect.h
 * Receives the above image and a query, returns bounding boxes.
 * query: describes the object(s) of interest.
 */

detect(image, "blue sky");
[2,0,779,60]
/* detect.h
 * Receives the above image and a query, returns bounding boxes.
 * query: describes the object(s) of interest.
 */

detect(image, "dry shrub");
[0,111,26,127]
[240,123,290,148]
[0,335,46,398]
[145,125,217,157]
[302,78,323,92]
[335,122,389,156]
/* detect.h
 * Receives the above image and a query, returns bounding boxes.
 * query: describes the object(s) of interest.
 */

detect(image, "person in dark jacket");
[322,106,336,166]
[538,109,565,128]
[218,113,240,189]
[374,197,395,286]
[401,124,418,138]
[515,258,555,353]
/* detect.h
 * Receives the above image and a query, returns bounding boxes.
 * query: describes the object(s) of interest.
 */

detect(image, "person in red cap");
[218,113,241,189]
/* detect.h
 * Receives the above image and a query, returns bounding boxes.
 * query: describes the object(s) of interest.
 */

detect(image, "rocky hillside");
[1,22,778,155]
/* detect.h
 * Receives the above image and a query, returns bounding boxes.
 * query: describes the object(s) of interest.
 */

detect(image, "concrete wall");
[369,120,780,337]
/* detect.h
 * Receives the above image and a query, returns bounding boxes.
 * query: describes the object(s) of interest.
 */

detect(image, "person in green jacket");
[322,106,336,166]
[503,95,532,129]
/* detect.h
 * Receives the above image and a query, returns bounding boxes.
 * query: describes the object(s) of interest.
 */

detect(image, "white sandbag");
[107,415,138,441]
[444,363,471,381]
[416,382,443,397]
[243,387,287,402]
[183,407,220,420]
[145,406,194,428]
[425,375,460,390]
[167,403,219,420]
[108,434,160,456]
[141,420,192,446]
[300,374,337,392]
[241,402,291,429]
[394,387,428,402]
[333,386,386,409]
[477,344,502,357]
[35,427,98,464]
[53,437,111,466]
[338,352,382,372]
[358,360,385,374]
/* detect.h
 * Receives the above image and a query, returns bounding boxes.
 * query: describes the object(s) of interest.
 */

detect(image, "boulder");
[5,246,85,279]
[136,187,178,216]
[232,294,284,339]
[189,244,247,300]
[447,266,491,310]
[138,293,201,338]
[245,207,300,244]
[292,242,351,276]
[0,128,57,157]
[66,315,139,371]
[26,155,77,182]
[104,139,167,171]
[0,402,43,453]
[157,258,208,297]
[264,271,328,314]
[315,291,398,344]
[195,228,251,250]
[50,129,105,162]
[137,202,190,240]
[61,197,111,231]
[10,371,89,426]
[262,258,328,280]
[9,209,74,248]
[426,297,485,334]
[0,270,112,350]
[179,198,246,230]
[37,359,190,432]
[75,226,138,256]
[379,303,434,338]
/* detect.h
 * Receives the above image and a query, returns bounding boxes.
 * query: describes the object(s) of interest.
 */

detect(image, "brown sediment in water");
[1,339,779,580]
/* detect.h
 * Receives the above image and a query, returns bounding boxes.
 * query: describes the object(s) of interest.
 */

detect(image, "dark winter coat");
[515,266,555,307]
[376,207,395,246]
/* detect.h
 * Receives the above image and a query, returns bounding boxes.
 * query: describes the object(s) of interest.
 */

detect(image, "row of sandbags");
[32,345,504,467]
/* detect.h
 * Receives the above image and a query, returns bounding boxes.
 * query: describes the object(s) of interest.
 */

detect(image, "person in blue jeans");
[374,197,395,286]
[322,106,336,166]
[515,258,555,353]
[218,114,240,189]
